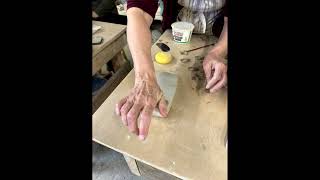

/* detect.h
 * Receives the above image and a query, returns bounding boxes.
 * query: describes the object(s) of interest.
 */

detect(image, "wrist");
[134,70,157,85]
[133,57,156,77]
[210,45,227,58]
[206,49,228,65]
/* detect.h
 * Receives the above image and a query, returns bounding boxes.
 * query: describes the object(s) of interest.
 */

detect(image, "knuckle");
[202,61,208,66]
[213,75,219,80]
[127,115,135,123]
[120,107,127,114]
[128,127,136,133]
[216,64,223,69]
[127,99,133,104]
[135,98,143,105]
[159,101,166,107]
[147,99,157,105]
[126,113,133,121]
[147,103,156,109]
[140,114,149,121]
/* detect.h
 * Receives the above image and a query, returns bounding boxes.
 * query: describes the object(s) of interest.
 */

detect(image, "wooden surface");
[123,155,141,176]
[92,21,126,56]
[92,21,127,76]
[93,30,227,180]
[137,161,181,180]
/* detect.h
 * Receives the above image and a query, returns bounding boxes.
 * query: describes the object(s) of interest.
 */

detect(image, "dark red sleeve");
[127,0,159,19]
[223,0,228,17]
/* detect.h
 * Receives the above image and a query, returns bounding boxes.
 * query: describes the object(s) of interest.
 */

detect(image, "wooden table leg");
[123,155,141,176]
[111,50,127,71]
[92,58,132,114]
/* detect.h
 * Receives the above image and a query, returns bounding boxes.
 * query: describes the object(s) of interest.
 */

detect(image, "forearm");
[127,7,156,81]
[211,17,228,57]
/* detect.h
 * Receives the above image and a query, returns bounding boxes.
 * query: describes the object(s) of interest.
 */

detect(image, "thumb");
[158,96,168,117]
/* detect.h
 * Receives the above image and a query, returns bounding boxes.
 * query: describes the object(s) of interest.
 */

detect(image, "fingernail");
[139,135,145,140]
[206,84,209,89]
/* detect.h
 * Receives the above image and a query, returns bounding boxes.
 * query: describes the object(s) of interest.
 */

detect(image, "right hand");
[115,73,168,140]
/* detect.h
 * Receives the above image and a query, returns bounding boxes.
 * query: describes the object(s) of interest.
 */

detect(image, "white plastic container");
[171,22,194,43]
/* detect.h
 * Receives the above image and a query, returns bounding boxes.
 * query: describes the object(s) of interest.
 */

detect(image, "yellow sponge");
[155,52,172,64]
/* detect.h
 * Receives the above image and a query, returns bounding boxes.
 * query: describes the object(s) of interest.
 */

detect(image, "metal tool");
[181,43,215,55]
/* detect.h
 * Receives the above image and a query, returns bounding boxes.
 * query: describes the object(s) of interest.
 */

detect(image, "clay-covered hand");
[115,73,168,140]
[203,51,227,93]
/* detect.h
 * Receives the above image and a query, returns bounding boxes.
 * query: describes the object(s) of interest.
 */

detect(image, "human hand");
[115,73,168,140]
[203,51,227,93]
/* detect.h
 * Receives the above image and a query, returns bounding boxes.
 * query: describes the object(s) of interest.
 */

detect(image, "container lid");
[171,21,194,31]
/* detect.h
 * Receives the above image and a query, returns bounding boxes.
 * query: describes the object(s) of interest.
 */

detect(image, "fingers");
[205,65,222,89]
[138,105,154,141]
[158,96,168,117]
[210,73,227,93]
[203,61,213,81]
[127,103,144,135]
[115,97,127,116]
[120,101,134,126]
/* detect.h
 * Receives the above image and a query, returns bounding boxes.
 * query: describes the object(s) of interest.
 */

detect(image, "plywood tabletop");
[92,21,126,57]
[93,30,227,180]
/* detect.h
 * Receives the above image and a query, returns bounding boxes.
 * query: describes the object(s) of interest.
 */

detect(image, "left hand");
[203,51,227,93]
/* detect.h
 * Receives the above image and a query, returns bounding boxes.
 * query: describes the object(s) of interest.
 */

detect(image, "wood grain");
[93,30,227,180]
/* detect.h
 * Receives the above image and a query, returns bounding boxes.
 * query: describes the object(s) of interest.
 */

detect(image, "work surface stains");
[168,161,176,172]
[180,58,191,63]
[180,51,188,55]
[189,56,207,95]
[201,143,207,151]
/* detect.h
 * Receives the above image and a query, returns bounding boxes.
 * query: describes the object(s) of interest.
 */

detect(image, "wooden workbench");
[92,21,127,76]
[92,21,131,113]
[93,30,227,180]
